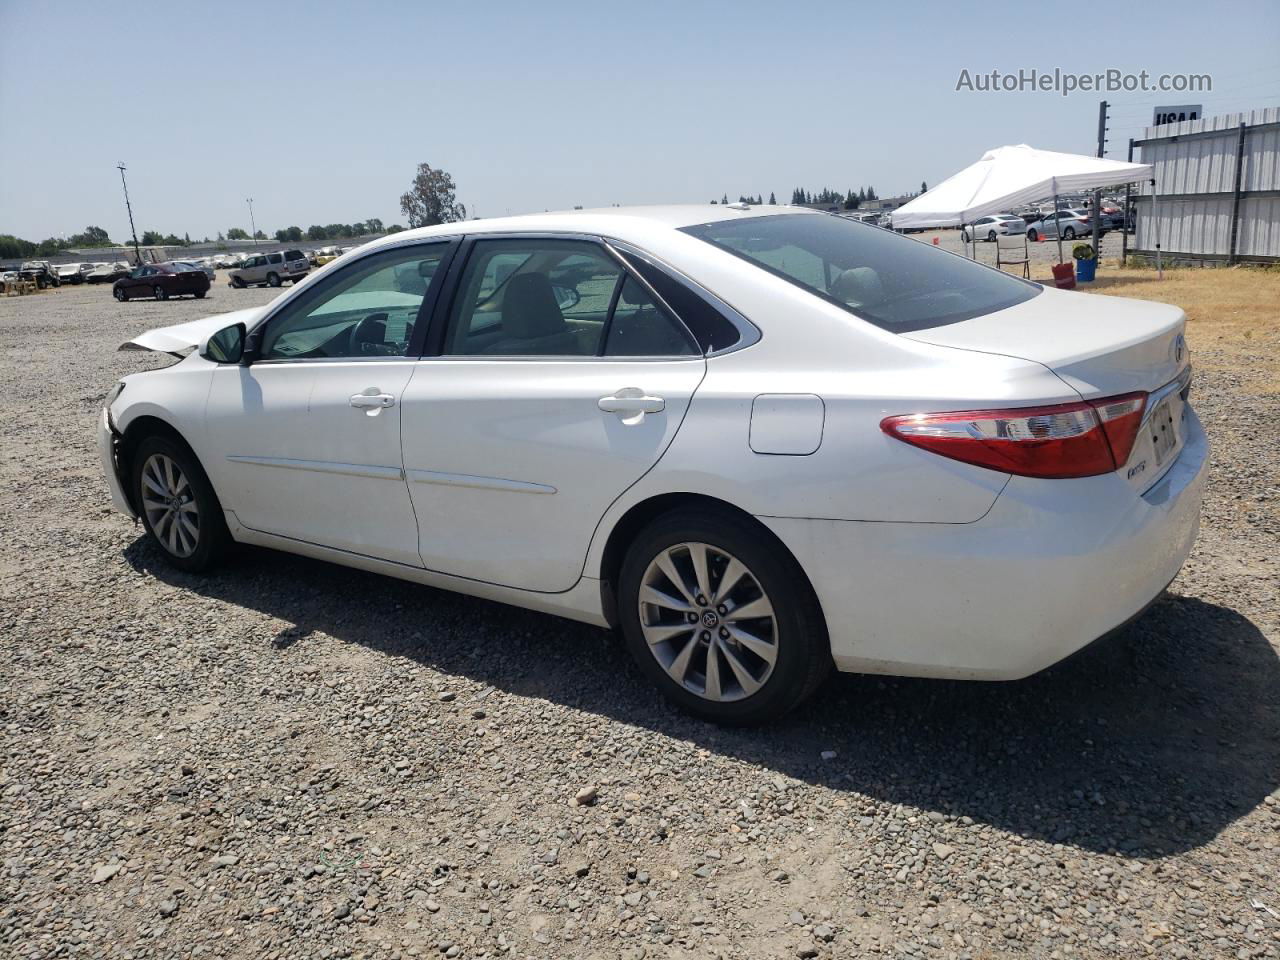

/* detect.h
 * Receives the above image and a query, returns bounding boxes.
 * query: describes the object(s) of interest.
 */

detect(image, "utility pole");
[116,162,142,265]
[246,198,259,245]
[1092,100,1108,266]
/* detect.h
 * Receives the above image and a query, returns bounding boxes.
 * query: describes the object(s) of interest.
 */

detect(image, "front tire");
[195,290,206,299]
[153,285,168,301]
[1027,228,1038,242]
[131,435,229,573]
[267,272,281,287]
[617,508,830,725]
[231,275,246,289]
[1063,227,1076,240]
[987,230,997,242]
[114,287,127,301]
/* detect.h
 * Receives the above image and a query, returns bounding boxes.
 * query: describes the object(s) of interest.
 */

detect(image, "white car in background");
[99,206,1205,724]
[961,215,1027,243]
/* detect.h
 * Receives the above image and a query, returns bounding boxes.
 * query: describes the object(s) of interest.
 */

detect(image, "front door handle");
[598,387,665,424]
[350,389,395,416]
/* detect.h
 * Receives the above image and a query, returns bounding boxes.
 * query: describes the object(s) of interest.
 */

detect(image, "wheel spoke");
[719,641,763,697]
[725,596,774,623]
[166,516,180,553]
[178,513,199,541]
[667,634,698,683]
[143,472,166,498]
[713,557,747,603]
[642,622,695,646]
[727,624,778,665]
[654,551,696,606]
[640,584,693,614]
[704,639,723,700]
[688,543,713,602]
[163,457,177,494]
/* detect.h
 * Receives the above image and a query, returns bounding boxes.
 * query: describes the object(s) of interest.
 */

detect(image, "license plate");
[1148,398,1178,468]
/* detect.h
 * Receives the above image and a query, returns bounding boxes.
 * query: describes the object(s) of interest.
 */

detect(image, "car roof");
[366,204,820,248]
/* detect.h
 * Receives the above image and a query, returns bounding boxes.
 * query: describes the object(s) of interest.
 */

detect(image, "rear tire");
[131,435,230,573]
[617,508,830,725]
[987,230,997,242]
[1027,229,1038,242]
[195,290,206,299]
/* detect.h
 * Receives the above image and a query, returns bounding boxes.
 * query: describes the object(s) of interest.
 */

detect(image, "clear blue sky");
[2,0,1277,242]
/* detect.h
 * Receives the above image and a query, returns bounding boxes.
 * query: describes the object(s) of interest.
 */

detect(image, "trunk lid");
[902,286,1187,397]
[903,286,1192,493]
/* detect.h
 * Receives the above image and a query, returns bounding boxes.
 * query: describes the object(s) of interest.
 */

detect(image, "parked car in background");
[227,250,309,288]
[313,246,341,266]
[19,260,59,288]
[177,260,217,282]
[112,262,211,301]
[99,205,1204,724]
[87,262,131,284]
[961,215,1027,243]
[1025,209,1102,242]
[56,263,87,284]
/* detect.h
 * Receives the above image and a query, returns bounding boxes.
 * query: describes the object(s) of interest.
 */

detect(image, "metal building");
[1131,106,1279,264]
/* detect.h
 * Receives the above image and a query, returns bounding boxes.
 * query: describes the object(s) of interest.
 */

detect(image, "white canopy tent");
[891,144,1156,270]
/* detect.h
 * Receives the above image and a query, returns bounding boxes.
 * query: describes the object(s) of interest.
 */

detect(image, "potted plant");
[1073,242,1097,282]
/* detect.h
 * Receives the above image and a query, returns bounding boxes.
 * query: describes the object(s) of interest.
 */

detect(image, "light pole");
[117,162,142,265]
[246,197,258,245]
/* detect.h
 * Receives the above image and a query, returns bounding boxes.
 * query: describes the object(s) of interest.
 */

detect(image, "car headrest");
[502,274,565,339]
[829,267,885,308]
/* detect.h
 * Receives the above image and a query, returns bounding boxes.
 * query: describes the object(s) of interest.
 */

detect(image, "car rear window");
[681,213,1040,333]
[285,250,304,261]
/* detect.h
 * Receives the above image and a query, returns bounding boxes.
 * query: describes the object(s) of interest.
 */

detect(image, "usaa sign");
[1153,105,1201,126]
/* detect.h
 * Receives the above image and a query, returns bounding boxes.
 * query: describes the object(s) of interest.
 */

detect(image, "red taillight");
[881,392,1147,479]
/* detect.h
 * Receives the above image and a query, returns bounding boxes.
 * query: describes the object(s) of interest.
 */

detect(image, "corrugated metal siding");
[1136,107,1280,260]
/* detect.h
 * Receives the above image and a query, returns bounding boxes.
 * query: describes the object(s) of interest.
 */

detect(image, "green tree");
[226,227,250,240]
[364,217,384,234]
[920,180,927,194]
[768,192,777,204]
[399,162,466,228]
[141,230,164,245]
[68,225,111,247]
[386,224,405,234]
[306,225,328,241]
[0,235,37,258]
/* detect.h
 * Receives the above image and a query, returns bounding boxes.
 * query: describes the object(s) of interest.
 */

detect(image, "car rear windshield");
[284,250,305,261]
[681,214,1039,333]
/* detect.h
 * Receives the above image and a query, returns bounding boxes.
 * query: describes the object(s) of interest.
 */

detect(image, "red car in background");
[113,262,211,302]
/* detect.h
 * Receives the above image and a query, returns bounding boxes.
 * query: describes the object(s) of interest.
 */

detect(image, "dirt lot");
[1,274,1277,960]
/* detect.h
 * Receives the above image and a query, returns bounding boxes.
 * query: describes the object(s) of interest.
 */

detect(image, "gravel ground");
[1,281,1277,960]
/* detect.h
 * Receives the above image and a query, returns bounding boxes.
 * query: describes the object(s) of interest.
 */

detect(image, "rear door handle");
[350,389,395,416]
[598,387,665,424]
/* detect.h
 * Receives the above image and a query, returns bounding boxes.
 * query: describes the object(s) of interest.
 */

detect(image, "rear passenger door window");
[442,238,696,358]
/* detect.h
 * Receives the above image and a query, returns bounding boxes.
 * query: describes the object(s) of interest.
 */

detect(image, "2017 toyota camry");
[99,206,1206,724]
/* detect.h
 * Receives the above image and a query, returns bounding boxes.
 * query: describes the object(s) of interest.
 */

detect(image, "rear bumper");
[98,409,136,519]
[761,408,1209,681]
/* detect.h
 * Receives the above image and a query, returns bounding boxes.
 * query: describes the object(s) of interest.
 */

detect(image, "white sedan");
[99,206,1206,724]
[960,214,1026,243]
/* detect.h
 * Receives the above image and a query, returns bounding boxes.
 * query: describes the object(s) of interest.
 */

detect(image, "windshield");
[681,213,1040,333]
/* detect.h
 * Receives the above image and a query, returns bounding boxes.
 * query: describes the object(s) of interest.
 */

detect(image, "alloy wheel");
[638,541,778,702]
[140,453,200,558]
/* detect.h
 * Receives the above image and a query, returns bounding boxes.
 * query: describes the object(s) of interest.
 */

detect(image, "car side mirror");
[201,322,246,364]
